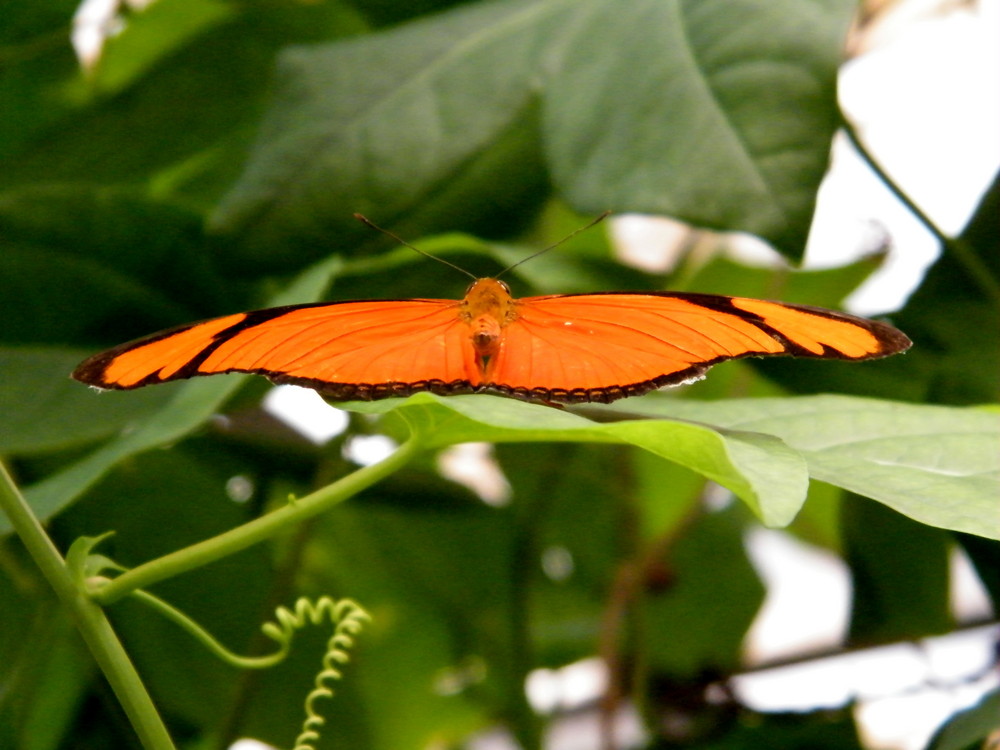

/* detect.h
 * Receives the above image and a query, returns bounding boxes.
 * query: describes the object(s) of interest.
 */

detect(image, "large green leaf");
[546,0,853,256]
[350,393,810,526]
[212,0,853,267]
[614,395,1000,540]
[211,0,557,268]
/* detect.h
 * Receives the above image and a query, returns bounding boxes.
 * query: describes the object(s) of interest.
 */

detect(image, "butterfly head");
[464,277,511,298]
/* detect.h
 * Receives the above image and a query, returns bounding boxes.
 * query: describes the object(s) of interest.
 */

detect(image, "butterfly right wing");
[484,292,910,403]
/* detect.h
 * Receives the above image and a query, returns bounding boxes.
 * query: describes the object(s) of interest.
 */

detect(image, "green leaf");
[546,0,854,258]
[0,347,174,455]
[0,549,95,750]
[612,395,1000,540]
[0,2,367,210]
[0,185,234,345]
[211,0,557,268]
[213,0,853,267]
[0,256,344,536]
[348,393,810,527]
[640,507,764,678]
[89,0,235,96]
[842,493,951,644]
[926,688,1000,750]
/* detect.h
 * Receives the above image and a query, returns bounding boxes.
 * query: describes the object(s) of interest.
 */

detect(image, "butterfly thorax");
[461,278,519,360]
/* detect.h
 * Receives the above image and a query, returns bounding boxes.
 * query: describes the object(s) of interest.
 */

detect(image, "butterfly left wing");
[73,299,483,400]
[485,292,911,403]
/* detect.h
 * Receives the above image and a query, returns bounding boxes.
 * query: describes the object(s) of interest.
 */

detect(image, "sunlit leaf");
[613,395,1000,540]
[349,393,810,527]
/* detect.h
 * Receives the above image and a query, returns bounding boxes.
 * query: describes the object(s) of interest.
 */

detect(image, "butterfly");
[73,276,911,405]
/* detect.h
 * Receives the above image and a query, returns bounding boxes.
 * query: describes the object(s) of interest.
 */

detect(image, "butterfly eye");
[497,280,511,294]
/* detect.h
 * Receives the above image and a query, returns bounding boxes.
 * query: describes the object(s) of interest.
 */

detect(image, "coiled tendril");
[261,597,370,750]
[113,583,369,750]
[76,536,371,749]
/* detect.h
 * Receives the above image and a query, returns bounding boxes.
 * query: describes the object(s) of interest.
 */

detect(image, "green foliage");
[211,0,854,267]
[926,689,1000,750]
[1,1,997,750]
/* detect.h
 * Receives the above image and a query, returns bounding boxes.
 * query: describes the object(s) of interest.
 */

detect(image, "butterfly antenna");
[495,211,612,279]
[354,214,477,280]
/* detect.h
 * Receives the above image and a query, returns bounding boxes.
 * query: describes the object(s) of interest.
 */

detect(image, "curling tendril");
[261,597,370,750]
[119,586,369,749]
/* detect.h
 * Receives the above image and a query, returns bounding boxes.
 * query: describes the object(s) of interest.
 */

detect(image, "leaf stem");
[92,436,422,605]
[127,587,288,669]
[840,113,1000,305]
[0,463,175,750]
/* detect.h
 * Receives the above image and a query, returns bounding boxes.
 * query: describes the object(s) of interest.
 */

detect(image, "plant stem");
[0,463,175,750]
[93,436,422,605]
[840,113,1000,306]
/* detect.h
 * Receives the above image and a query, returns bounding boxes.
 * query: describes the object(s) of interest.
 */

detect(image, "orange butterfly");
[73,276,911,405]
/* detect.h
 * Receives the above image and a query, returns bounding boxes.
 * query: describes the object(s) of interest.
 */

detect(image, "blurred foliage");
[1,1,998,750]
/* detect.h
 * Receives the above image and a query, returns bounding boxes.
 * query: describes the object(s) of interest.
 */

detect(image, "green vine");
[91,434,421,606]
[2,428,416,750]
[0,474,175,750]
[118,582,371,750]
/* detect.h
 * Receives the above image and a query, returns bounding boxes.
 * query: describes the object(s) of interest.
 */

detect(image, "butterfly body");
[73,278,911,405]
[463,278,515,367]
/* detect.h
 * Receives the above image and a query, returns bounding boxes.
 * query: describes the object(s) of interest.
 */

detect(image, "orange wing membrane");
[487,291,909,403]
[74,278,911,404]
[74,300,479,400]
